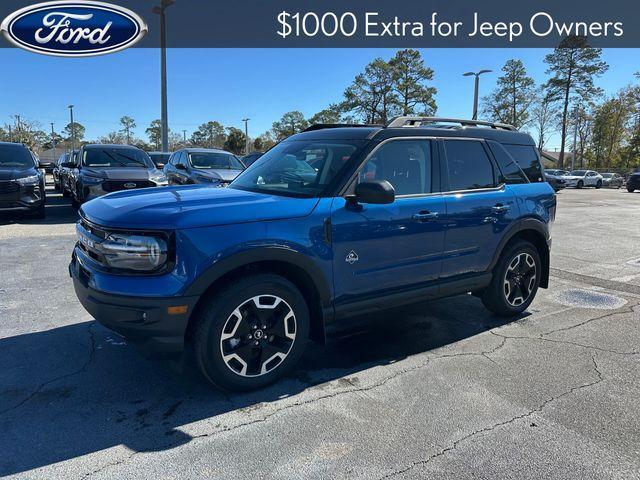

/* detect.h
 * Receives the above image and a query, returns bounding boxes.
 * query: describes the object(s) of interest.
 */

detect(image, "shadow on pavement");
[0,293,525,476]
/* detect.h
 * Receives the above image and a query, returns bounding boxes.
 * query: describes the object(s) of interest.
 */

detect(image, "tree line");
[1,41,638,170]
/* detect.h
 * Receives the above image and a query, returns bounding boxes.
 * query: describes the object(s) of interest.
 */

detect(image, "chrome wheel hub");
[503,252,537,307]
[219,295,296,377]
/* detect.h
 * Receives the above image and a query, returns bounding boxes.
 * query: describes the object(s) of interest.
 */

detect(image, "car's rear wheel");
[628,187,635,193]
[577,180,584,189]
[191,273,309,391]
[596,180,602,189]
[482,240,541,317]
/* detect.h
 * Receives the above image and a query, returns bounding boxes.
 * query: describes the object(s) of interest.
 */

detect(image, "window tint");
[503,144,543,182]
[0,144,35,168]
[444,140,495,191]
[359,140,432,195]
[487,141,528,185]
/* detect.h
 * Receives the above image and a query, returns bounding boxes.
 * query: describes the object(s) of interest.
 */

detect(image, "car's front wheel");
[628,187,635,193]
[192,273,309,391]
[577,180,584,189]
[482,240,541,317]
[596,180,602,189]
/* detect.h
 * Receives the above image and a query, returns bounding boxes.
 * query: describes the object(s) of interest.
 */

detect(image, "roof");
[289,125,535,145]
[184,148,233,154]
[84,144,143,149]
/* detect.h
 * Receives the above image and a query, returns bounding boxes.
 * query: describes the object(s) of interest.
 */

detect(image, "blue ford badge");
[1,1,147,57]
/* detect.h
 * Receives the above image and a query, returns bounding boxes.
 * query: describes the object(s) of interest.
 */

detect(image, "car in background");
[68,144,167,206]
[164,148,245,186]
[60,150,79,198]
[37,157,56,174]
[241,151,264,167]
[563,170,603,189]
[148,151,171,169]
[601,172,624,188]
[543,169,566,192]
[0,142,46,218]
[53,153,68,191]
[627,172,640,192]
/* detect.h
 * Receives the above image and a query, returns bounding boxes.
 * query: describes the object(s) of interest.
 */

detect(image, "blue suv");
[70,117,555,391]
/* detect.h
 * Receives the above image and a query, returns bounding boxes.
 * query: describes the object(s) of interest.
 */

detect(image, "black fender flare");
[488,218,551,288]
[183,246,333,308]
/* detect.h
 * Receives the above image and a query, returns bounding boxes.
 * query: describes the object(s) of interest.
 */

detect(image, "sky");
[0,48,638,150]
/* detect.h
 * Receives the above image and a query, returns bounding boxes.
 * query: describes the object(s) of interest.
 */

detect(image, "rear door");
[439,138,519,279]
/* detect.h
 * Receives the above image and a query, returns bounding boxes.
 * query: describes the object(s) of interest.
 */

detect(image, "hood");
[82,167,152,181]
[194,168,243,182]
[80,185,320,230]
[0,166,37,181]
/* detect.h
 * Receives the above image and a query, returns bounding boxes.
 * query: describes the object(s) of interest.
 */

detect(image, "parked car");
[627,172,640,192]
[563,170,603,189]
[148,151,171,169]
[0,142,46,218]
[52,153,68,191]
[241,151,264,167]
[67,144,167,206]
[70,117,555,391]
[600,172,624,188]
[60,150,79,198]
[543,169,566,192]
[37,157,56,174]
[164,148,245,186]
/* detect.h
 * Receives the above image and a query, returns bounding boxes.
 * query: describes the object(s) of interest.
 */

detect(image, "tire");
[191,273,310,391]
[628,187,635,193]
[62,186,70,198]
[596,180,602,189]
[31,203,46,219]
[482,240,541,317]
[577,180,584,189]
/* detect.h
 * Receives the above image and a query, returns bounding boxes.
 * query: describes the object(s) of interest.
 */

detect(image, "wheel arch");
[184,248,332,346]
[490,220,551,288]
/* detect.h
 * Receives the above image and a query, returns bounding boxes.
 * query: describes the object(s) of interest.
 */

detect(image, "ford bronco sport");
[70,117,556,391]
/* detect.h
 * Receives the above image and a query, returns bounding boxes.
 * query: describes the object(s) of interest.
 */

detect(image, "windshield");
[189,152,243,170]
[231,139,364,197]
[0,144,35,168]
[83,147,153,168]
[570,170,587,176]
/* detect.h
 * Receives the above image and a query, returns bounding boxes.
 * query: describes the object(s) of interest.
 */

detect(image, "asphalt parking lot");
[1,183,639,479]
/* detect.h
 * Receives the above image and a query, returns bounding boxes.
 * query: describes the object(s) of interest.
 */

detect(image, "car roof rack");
[386,116,517,131]
[303,123,382,132]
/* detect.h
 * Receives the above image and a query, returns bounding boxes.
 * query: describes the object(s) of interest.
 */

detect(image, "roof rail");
[386,116,517,131]
[303,123,382,132]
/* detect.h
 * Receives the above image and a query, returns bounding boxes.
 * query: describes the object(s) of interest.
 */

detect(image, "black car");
[0,142,46,218]
[148,151,171,169]
[60,150,79,198]
[67,144,168,206]
[627,172,640,192]
[164,148,245,186]
[52,153,68,191]
[241,151,264,167]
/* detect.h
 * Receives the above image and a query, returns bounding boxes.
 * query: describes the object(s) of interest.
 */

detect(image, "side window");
[486,140,528,185]
[502,144,543,183]
[359,140,432,196]
[443,139,495,191]
[169,152,178,165]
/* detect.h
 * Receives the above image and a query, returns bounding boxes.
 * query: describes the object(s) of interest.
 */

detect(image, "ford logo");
[123,182,137,189]
[1,1,147,57]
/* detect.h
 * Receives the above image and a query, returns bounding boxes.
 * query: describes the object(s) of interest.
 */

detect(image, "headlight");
[81,175,104,185]
[16,175,39,185]
[101,233,168,271]
[150,171,168,185]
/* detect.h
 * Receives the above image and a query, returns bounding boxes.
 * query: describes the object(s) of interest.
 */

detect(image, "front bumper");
[0,185,45,212]
[69,248,199,357]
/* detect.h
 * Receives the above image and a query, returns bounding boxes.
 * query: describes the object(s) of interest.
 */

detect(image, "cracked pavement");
[1,185,639,479]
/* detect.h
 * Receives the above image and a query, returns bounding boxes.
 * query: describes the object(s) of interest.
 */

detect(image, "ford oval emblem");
[123,182,137,189]
[1,1,147,57]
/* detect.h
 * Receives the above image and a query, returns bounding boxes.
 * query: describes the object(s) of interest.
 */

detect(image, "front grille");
[0,181,19,194]
[102,180,155,192]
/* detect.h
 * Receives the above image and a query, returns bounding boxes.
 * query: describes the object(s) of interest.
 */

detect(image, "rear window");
[0,144,35,168]
[502,144,543,183]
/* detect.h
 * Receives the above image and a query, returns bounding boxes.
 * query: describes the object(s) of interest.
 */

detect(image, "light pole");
[242,118,250,154]
[68,105,75,152]
[182,129,186,144]
[463,70,492,120]
[51,123,56,161]
[153,0,174,153]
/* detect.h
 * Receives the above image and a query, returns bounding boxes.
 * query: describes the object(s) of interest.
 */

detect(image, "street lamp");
[51,123,56,162]
[152,0,174,153]
[463,69,492,120]
[68,105,75,152]
[242,118,250,154]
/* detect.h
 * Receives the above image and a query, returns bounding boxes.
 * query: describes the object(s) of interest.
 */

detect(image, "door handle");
[491,204,511,213]
[412,211,439,222]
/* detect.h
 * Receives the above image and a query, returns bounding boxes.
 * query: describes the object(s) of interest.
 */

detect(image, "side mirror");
[175,163,186,171]
[354,180,395,204]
